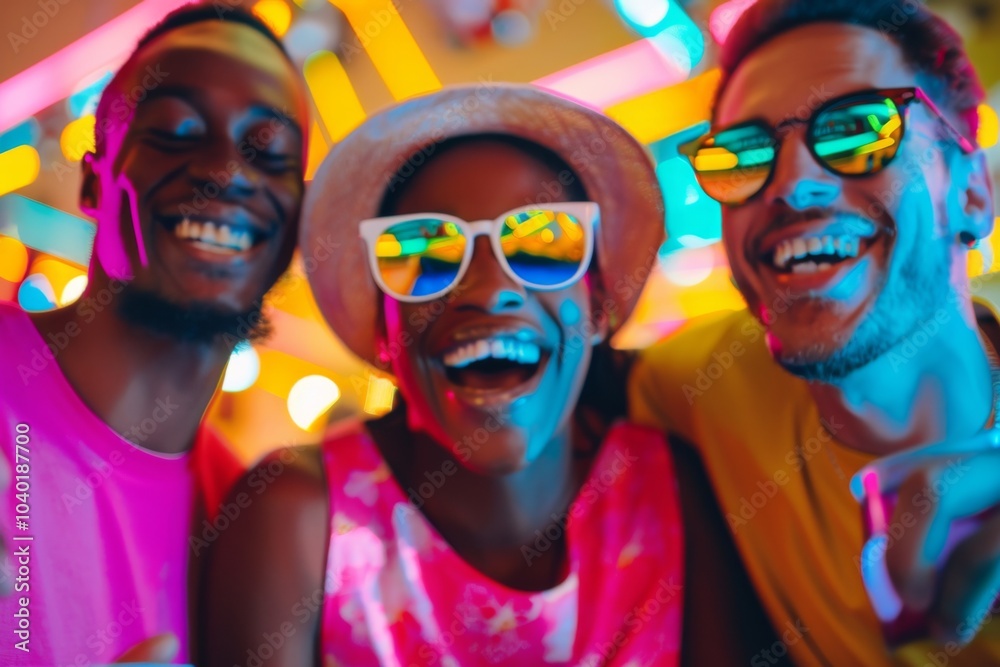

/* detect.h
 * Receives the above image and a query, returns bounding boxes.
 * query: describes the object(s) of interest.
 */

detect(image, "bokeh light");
[0,237,29,283]
[616,0,670,31]
[660,248,714,286]
[288,375,341,430]
[0,145,41,196]
[979,104,999,149]
[18,274,57,312]
[60,115,97,162]
[60,275,89,305]
[253,0,293,37]
[223,345,262,393]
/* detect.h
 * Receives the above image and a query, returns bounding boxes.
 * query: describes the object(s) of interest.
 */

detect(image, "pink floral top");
[319,421,683,667]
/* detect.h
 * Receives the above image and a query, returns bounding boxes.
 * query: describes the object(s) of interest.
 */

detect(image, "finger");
[850,430,1000,500]
[884,466,949,612]
[931,509,1000,645]
[113,632,179,663]
[886,455,1000,611]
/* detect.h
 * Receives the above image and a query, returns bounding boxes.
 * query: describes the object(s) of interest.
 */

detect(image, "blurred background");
[1,0,998,462]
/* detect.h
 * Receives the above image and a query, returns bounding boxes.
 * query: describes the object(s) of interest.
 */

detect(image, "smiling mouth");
[763,227,880,276]
[161,216,269,256]
[441,335,547,392]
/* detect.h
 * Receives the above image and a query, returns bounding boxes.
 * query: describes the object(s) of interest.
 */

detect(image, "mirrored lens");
[499,209,587,287]
[374,218,467,298]
[692,124,776,205]
[812,96,903,175]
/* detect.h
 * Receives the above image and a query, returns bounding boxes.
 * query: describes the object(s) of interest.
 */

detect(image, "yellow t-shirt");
[628,308,1000,666]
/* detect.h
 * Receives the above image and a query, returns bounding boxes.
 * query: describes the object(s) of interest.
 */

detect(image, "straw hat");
[300,83,665,366]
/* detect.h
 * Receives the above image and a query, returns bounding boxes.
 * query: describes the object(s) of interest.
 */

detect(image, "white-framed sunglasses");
[358,202,600,303]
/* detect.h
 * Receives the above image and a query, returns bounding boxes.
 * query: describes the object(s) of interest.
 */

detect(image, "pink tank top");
[320,421,684,666]
[0,301,241,665]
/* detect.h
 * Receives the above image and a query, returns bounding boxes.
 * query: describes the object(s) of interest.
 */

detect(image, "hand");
[113,632,179,663]
[852,429,1000,646]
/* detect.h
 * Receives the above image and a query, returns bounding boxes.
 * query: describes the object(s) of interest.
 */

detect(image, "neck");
[30,286,235,455]
[808,303,993,456]
[375,410,591,589]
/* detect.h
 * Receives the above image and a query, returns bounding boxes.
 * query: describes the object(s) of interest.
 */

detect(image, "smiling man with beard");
[0,5,308,664]
[630,0,1000,664]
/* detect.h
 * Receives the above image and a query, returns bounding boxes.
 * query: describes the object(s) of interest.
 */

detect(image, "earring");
[959,231,979,249]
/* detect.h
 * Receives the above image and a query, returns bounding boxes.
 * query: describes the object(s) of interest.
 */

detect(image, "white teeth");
[792,238,808,259]
[443,337,543,369]
[772,232,869,272]
[172,218,255,253]
[823,237,836,256]
[792,260,818,274]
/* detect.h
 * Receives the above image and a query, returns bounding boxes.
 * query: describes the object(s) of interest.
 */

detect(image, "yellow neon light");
[0,145,40,197]
[878,115,901,138]
[60,115,96,162]
[0,237,29,283]
[979,104,999,149]
[511,212,553,239]
[694,148,739,172]
[303,51,367,143]
[606,68,721,144]
[555,213,583,241]
[329,0,440,100]
[305,120,328,181]
[252,0,293,37]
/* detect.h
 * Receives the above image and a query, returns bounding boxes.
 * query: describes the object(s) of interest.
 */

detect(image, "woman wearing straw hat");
[203,84,683,666]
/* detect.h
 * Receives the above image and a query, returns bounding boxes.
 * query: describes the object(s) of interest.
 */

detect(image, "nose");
[763,126,841,211]
[454,236,527,313]
[187,136,259,198]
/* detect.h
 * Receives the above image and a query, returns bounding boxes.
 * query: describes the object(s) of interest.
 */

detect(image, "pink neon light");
[709,0,758,45]
[0,0,192,133]
[862,471,887,535]
[533,38,689,111]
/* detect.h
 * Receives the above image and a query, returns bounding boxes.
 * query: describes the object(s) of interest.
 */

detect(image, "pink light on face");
[709,0,758,45]
[533,38,690,110]
[0,0,191,133]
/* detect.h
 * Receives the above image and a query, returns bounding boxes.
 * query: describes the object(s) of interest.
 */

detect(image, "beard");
[778,238,952,383]
[116,287,272,345]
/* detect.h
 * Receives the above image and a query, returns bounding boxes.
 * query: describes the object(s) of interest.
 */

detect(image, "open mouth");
[758,212,884,280]
[441,335,546,392]
[160,216,270,256]
[765,233,877,274]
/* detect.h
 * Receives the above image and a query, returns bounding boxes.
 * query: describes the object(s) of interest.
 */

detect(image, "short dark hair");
[719,0,985,145]
[93,2,290,155]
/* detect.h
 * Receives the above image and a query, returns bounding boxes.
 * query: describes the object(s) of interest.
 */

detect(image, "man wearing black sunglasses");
[631,0,1000,664]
